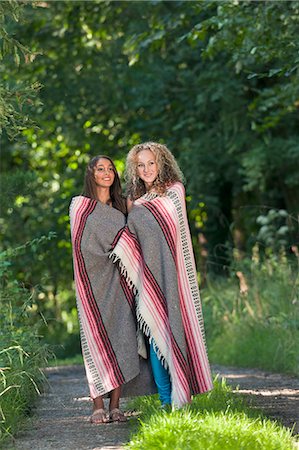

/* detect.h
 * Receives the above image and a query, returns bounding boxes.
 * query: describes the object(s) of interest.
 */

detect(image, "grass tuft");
[127,410,295,450]
[126,378,296,450]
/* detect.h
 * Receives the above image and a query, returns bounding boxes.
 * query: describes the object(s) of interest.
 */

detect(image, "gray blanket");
[70,195,155,399]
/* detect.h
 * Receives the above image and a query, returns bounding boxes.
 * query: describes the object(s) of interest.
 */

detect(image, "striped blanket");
[110,182,213,407]
[70,196,155,399]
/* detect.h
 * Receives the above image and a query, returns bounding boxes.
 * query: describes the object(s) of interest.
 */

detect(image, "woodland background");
[1,0,298,365]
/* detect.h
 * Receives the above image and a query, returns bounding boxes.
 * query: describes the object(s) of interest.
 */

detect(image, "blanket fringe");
[109,251,137,295]
[109,249,169,372]
[135,302,169,372]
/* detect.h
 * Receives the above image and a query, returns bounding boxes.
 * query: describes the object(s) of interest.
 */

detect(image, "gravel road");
[11,364,298,450]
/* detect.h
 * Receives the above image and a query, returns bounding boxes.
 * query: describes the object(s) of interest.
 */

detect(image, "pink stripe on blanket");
[110,184,213,405]
[71,199,110,382]
[141,203,202,391]
[142,202,176,260]
[72,198,125,387]
[140,184,212,393]
[112,226,191,404]
[174,185,212,388]
[73,203,115,383]
[168,185,212,390]
[141,267,191,404]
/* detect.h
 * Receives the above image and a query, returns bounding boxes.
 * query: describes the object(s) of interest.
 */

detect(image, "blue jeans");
[149,341,171,405]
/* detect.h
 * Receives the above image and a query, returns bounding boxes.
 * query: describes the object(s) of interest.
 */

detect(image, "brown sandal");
[109,408,127,422]
[90,408,109,424]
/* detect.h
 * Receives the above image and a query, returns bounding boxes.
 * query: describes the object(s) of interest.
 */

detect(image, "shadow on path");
[12,365,135,450]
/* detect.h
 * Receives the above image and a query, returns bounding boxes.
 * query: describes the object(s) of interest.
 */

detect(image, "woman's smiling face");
[136,149,158,190]
[94,158,115,188]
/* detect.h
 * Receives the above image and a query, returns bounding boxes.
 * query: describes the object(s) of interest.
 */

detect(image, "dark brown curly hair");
[82,155,126,214]
[126,142,184,200]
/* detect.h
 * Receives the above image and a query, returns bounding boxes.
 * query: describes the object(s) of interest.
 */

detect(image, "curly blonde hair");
[125,142,184,200]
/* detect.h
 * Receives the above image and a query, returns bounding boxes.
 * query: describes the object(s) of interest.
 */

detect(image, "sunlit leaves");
[197,1,299,130]
[1,0,298,300]
[0,1,41,138]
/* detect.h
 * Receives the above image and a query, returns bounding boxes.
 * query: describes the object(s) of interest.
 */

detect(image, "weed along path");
[12,364,298,450]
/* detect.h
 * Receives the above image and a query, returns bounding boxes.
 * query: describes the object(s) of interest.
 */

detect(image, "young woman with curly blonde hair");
[126,142,184,202]
[110,142,213,408]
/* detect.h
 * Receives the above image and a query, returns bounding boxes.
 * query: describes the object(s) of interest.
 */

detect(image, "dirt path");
[11,364,298,450]
[212,365,298,434]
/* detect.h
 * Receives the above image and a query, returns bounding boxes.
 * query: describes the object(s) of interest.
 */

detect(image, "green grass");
[127,410,295,450]
[0,263,49,446]
[128,376,255,418]
[126,378,296,450]
[0,343,47,446]
[209,321,298,374]
[202,251,299,375]
[0,351,83,445]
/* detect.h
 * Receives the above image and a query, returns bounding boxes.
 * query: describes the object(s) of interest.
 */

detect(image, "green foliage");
[0,241,51,445]
[127,379,295,450]
[0,9,298,448]
[39,288,81,359]
[0,344,46,444]
[0,1,40,138]
[256,209,292,251]
[1,1,299,355]
[127,410,295,450]
[128,377,254,419]
[203,248,299,374]
[0,1,29,63]
[200,1,299,130]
